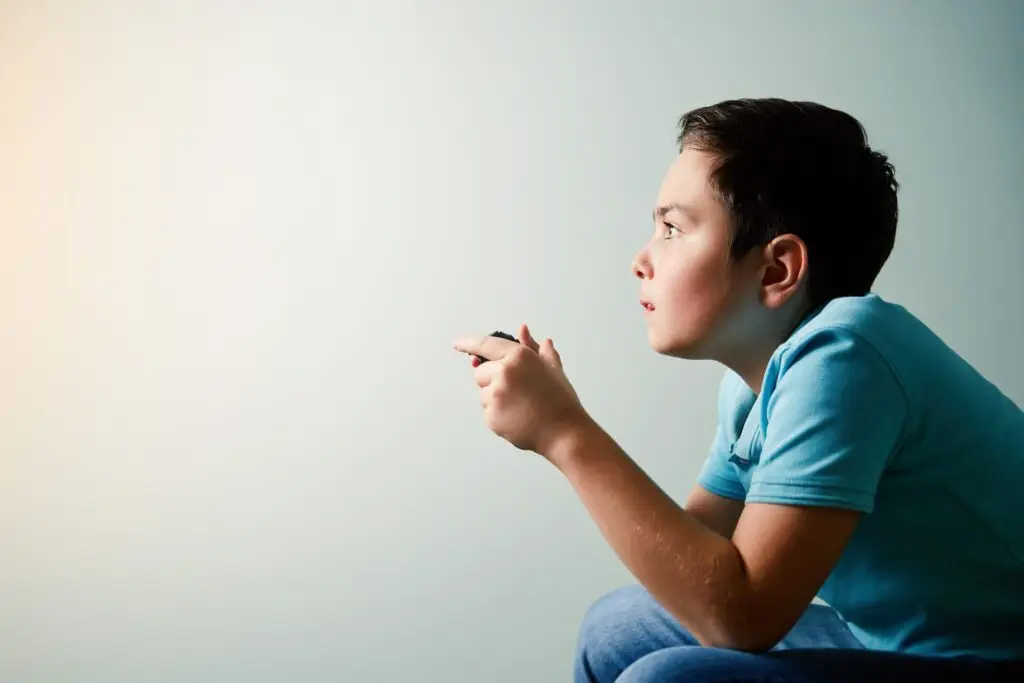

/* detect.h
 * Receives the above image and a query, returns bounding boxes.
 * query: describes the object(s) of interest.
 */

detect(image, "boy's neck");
[723,301,818,395]
[723,343,778,396]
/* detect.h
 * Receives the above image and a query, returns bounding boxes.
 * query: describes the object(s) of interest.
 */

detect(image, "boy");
[453,98,1024,682]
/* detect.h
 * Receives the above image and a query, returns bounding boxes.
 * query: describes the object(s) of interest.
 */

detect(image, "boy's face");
[632,148,765,361]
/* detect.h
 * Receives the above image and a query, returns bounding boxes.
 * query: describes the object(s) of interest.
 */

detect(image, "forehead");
[656,147,718,208]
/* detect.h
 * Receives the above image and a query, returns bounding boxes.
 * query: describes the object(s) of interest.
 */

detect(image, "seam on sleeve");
[746,478,874,512]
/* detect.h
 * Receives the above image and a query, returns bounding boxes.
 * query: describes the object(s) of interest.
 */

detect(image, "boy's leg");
[615,645,1020,683]
[573,584,700,683]
[573,584,862,683]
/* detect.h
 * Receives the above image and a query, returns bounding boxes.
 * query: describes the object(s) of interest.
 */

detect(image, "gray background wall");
[2,1,1021,681]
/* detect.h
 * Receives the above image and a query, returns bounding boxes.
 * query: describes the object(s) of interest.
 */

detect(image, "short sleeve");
[696,371,752,501]
[746,327,907,513]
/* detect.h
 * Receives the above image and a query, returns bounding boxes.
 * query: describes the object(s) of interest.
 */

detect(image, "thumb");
[540,338,563,368]
[519,323,541,353]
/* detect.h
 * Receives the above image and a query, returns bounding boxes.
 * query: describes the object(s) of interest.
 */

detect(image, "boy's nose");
[632,252,652,280]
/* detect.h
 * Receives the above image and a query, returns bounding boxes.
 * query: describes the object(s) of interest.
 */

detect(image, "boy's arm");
[547,421,860,652]
[683,485,745,539]
[545,328,905,652]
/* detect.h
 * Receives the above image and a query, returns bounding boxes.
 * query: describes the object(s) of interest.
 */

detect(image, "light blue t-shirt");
[697,293,1024,660]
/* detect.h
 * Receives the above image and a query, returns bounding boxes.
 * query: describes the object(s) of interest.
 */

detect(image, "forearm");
[544,417,764,648]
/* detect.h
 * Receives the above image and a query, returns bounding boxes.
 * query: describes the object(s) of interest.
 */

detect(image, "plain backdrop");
[2,1,1022,681]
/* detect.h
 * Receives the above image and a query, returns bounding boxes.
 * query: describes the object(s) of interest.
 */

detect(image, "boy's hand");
[453,324,588,455]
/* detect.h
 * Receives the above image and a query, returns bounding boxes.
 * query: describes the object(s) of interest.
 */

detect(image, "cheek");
[659,249,731,318]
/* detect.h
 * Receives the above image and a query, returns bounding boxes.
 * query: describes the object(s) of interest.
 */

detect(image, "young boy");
[453,98,1024,682]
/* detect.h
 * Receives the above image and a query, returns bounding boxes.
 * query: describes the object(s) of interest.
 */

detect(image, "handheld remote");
[475,330,519,364]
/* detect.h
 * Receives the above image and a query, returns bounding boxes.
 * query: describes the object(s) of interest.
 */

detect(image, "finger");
[519,324,541,352]
[453,335,517,363]
[540,337,563,368]
[480,381,497,407]
[473,358,502,388]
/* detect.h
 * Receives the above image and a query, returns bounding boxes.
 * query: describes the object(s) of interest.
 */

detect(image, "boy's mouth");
[641,301,655,312]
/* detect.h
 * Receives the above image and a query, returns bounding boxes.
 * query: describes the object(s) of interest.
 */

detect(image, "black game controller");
[474,330,519,364]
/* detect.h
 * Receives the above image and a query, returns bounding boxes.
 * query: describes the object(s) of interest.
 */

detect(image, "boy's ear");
[760,234,808,309]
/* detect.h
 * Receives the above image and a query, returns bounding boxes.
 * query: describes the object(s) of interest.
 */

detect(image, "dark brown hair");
[678,98,899,309]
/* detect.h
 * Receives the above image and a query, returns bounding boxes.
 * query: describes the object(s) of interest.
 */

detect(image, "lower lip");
[642,304,654,314]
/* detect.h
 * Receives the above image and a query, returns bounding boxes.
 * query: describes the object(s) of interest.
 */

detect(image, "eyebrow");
[653,202,699,221]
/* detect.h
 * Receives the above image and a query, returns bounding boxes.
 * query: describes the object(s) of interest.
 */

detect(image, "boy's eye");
[663,224,680,238]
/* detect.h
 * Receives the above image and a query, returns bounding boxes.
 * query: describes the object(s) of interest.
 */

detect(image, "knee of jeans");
[616,647,726,683]
[574,585,654,674]
[614,654,665,683]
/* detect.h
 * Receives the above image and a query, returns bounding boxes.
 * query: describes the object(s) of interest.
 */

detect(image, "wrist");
[539,409,605,470]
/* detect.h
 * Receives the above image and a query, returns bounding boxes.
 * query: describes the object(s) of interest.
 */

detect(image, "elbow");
[686,610,790,653]
[658,564,798,653]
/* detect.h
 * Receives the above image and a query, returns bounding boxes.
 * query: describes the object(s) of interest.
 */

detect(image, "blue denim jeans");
[574,584,1021,682]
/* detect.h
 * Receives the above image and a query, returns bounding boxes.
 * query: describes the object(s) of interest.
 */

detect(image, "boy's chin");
[647,330,713,360]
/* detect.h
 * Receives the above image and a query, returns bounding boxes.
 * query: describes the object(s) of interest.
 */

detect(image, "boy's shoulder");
[716,292,1022,432]
[714,292,969,435]
[733,292,1021,435]
[766,293,930,394]
[777,293,913,363]
[716,294,911,415]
